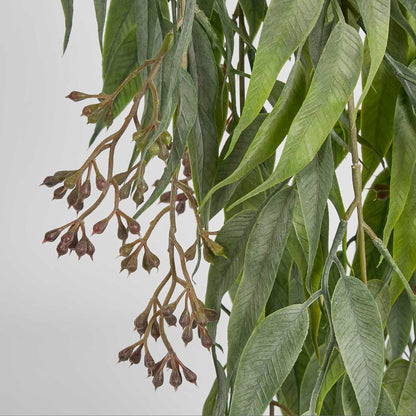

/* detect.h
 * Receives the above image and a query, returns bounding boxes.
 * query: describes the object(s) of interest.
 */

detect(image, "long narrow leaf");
[61,0,73,53]
[93,0,107,52]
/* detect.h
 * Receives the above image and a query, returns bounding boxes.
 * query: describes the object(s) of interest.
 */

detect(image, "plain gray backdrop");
[0,1,359,415]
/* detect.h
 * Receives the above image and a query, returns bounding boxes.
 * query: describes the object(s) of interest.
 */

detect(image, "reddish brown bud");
[182,326,193,346]
[181,365,197,385]
[134,312,148,334]
[176,193,186,202]
[161,303,176,317]
[82,103,103,118]
[119,181,132,200]
[66,91,90,101]
[152,369,164,390]
[164,314,177,326]
[68,233,78,252]
[142,248,160,273]
[176,201,186,215]
[61,230,75,247]
[127,218,140,235]
[144,352,155,370]
[41,176,60,188]
[169,368,182,390]
[184,245,196,261]
[43,228,61,243]
[179,309,190,328]
[129,345,143,365]
[117,222,128,242]
[80,179,91,199]
[86,239,95,260]
[75,236,88,259]
[66,188,79,208]
[200,327,212,350]
[56,241,68,257]
[92,218,109,235]
[118,345,135,362]
[73,200,84,214]
[53,186,67,200]
[95,174,107,191]
[159,191,171,203]
[151,320,160,341]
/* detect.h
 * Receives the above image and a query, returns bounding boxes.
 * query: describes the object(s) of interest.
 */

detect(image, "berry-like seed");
[127,218,140,235]
[179,309,190,328]
[118,345,134,362]
[169,369,182,390]
[43,229,61,243]
[92,218,109,235]
[129,345,143,365]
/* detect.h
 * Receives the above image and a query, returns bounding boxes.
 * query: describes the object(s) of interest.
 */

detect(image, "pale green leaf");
[229,304,309,416]
[201,58,306,207]
[384,355,416,415]
[225,22,363,209]
[355,0,390,111]
[136,0,158,69]
[227,187,295,382]
[296,139,333,288]
[342,375,397,416]
[332,276,384,416]
[383,92,416,246]
[367,279,391,327]
[228,0,324,154]
[61,0,73,53]
[93,0,107,52]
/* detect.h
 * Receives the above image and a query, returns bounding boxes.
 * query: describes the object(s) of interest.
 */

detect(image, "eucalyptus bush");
[42,0,416,415]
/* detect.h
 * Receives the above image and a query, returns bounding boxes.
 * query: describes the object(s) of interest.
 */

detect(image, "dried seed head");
[56,241,69,257]
[176,201,185,215]
[75,236,88,259]
[134,312,148,334]
[113,171,129,185]
[127,218,140,235]
[151,320,160,341]
[119,242,135,257]
[118,345,135,362]
[86,239,95,260]
[144,352,155,370]
[142,248,160,273]
[92,218,109,235]
[181,365,197,385]
[184,244,196,261]
[95,174,107,191]
[182,326,193,346]
[164,314,177,327]
[43,228,61,243]
[169,368,182,391]
[161,303,176,317]
[66,91,90,101]
[117,222,128,242]
[179,309,190,328]
[159,191,171,203]
[80,179,91,199]
[53,185,67,200]
[129,345,143,365]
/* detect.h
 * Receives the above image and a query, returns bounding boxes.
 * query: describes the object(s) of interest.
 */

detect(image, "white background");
[0,1,358,415]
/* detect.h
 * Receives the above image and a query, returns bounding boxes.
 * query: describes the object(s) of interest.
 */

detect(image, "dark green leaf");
[384,355,416,415]
[93,0,107,52]
[227,187,295,382]
[332,277,384,416]
[202,378,219,416]
[400,0,416,19]
[197,0,215,18]
[229,304,309,416]
[61,0,73,53]
[228,0,324,153]
[237,0,266,39]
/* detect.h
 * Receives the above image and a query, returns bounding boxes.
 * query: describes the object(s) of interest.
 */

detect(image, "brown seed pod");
[182,326,193,346]
[43,228,61,243]
[134,312,148,334]
[164,314,177,327]
[118,345,135,362]
[127,218,141,235]
[169,368,182,390]
[92,218,109,235]
[142,248,160,273]
[144,352,155,370]
[95,174,107,191]
[53,185,67,200]
[179,309,190,329]
[129,345,143,365]
[150,320,160,341]
[181,365,197,385]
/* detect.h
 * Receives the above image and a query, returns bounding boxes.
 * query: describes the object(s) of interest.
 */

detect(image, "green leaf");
[229,304,309,416]
[134,70,197,218]
[367,279,391,327]
[321,379,345,416]
[384,355,416,415]
[387,291,413,362]
[225,22,363,209]
[197,0,215,18]
[332,276,384,416]
[202,58,307,207]
[228,0,324,153]
[383,92,416,246]
[296,138,333,289]
[136,0,159,69]
[93,0,107,52]
[300,346,345,414]
[390,165,416,302]
[202,378,219,416]
[237,0,266,39]
[187,21,218,212]
[400,0,416,19]
[355,0,390,110]
[227,187,295,382]
[61,0,73,53]
[342,375,397,416]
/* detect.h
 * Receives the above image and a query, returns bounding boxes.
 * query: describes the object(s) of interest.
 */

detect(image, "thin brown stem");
[270,400,297,416]
[348,95,367,284]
